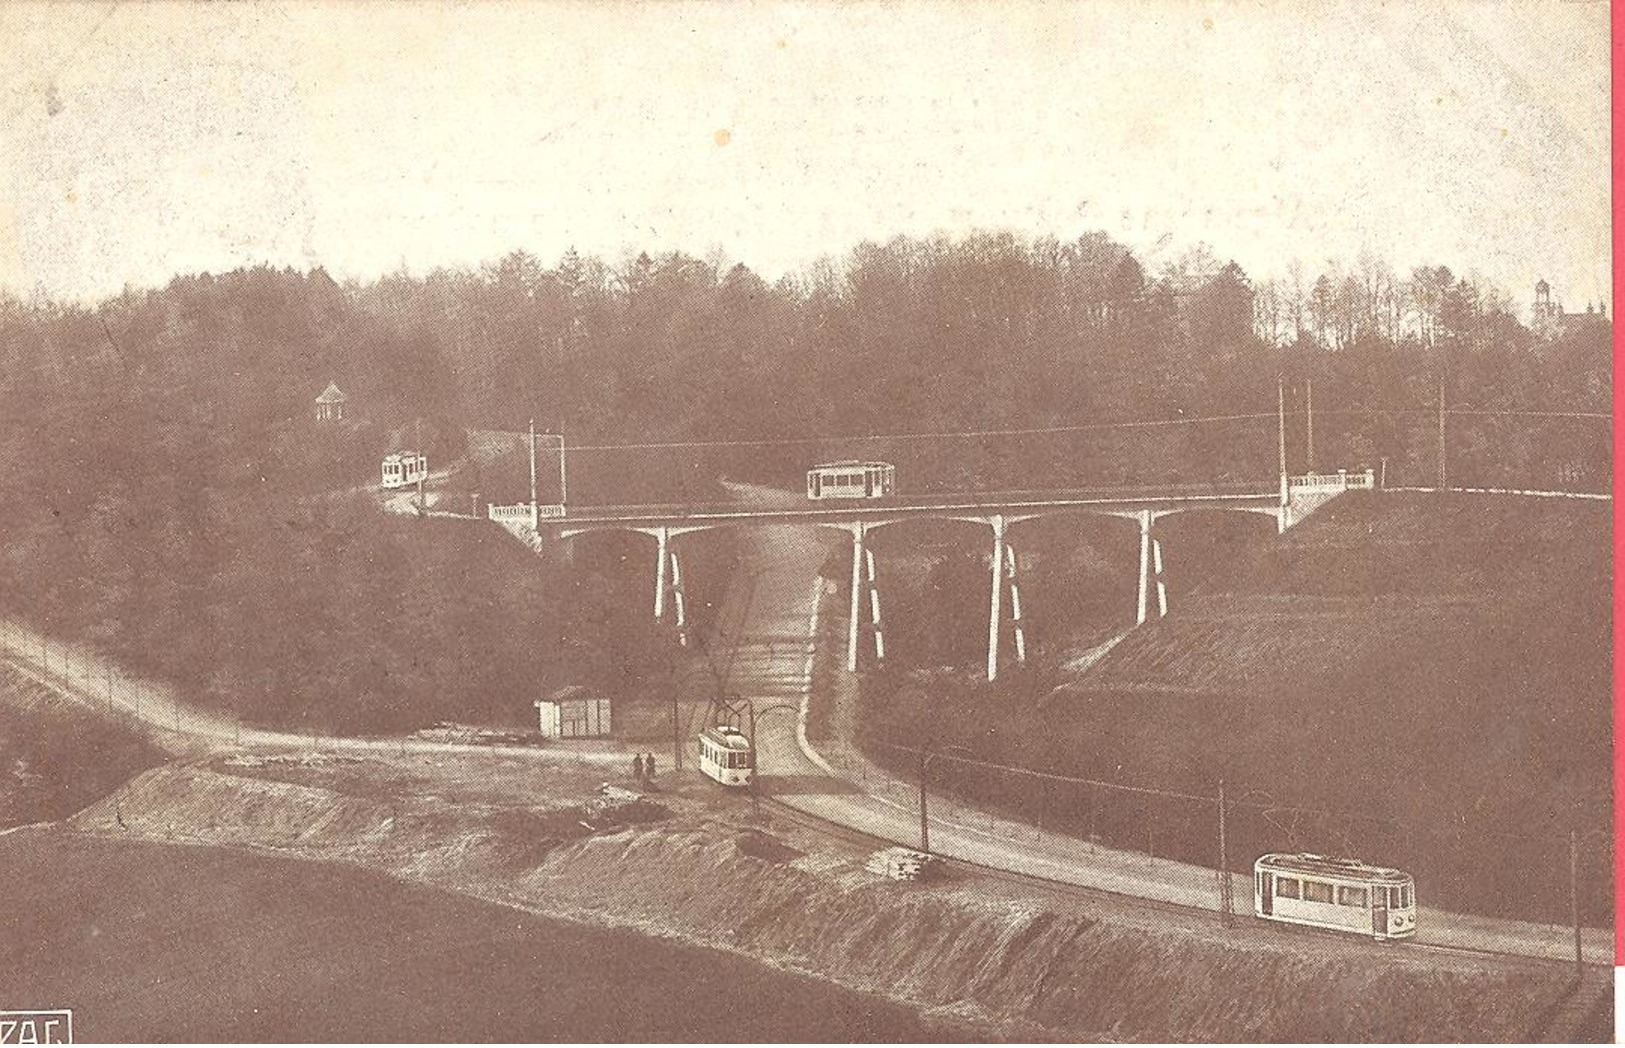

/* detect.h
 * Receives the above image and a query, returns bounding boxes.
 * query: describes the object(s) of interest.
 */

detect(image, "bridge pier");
[987,515,1005,681]
[652,526,689,646]
[1004,541,1027,666]
[669,547,689,647]
[1153,536,1168,618]
[1135,513,1171,624]
[846,524,883,671]
[1136,512,1151,625]
[653,526,669,621]
[982,515,1031,682]
[866,546,885,662]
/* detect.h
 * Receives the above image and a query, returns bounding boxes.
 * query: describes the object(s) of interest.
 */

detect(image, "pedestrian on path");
[644,752,656,780]
[630,753,644,781]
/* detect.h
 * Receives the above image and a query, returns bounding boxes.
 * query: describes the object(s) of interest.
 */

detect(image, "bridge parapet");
[487,503,564,554]
[1289,468,1375,494]
[487,503,566,528]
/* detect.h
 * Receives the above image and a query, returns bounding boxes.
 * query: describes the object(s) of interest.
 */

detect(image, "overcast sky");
[0,1,1611,311]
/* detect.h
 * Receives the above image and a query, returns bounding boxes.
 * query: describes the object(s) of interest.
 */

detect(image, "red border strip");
[1613,0,1623,967]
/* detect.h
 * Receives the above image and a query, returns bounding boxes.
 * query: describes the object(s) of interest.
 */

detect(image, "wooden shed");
[534,686,612,740]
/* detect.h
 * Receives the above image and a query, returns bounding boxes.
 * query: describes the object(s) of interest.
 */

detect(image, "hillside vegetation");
[861,493,1612,925]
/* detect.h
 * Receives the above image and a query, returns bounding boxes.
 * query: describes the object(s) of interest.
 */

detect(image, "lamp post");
[1570,828,1609,972]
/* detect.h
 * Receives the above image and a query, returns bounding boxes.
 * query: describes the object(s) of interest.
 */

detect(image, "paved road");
[714,522,1613,967]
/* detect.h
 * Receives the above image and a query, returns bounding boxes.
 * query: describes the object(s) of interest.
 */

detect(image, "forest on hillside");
[0,231,1609,726]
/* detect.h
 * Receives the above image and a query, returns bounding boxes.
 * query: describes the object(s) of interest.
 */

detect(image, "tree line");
[0,231,1607,727]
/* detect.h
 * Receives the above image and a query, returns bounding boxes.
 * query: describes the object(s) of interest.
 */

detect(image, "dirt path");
[0,617,626,769]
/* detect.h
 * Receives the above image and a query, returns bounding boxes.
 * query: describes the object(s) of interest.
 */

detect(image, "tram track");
[754,792,1608,975]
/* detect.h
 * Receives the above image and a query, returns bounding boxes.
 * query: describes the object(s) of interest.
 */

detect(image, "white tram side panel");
[698,725,753,787]
[1254,853,1416,940]
[806,461,896,501]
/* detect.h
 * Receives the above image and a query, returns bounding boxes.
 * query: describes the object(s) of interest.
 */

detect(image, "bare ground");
[42,753,1602,1043]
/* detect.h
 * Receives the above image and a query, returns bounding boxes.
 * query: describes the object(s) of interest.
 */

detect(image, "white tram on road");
[381,451,429,489]
[1254,853,1416,940]
[807,461,895,500]
[698,724,754,787]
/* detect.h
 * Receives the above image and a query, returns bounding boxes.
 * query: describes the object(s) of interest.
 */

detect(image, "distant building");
[534,686,613,740]
[1532,280,1608,341]
[314,382,348,422]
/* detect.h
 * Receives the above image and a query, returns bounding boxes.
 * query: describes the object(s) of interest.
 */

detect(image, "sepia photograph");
[0,0,1613,1042]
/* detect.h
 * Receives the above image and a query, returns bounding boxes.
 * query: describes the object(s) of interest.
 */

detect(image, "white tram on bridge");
[807,461,895,500]
[381,451,429,490]
[1254,853,1416,940]
[698,724,754,787]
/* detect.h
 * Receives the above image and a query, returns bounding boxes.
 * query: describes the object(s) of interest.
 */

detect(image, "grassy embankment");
[0,663,167,830]
[859,493,1612,926]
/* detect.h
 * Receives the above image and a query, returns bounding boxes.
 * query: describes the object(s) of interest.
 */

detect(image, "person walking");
[630,752,644,781]
[644,752,657,780]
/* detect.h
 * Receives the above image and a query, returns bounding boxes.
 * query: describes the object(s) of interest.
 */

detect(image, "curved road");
[716,522,1612,968]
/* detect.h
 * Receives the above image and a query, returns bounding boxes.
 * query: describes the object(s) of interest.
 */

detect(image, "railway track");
[755,793,1608,976]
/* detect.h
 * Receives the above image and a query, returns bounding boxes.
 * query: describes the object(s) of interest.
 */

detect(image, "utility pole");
[528,418,538,510]
[1437,378,1446,490]
[557,431,569,507]
[918,748,930,855]
[1570,829,1582,971]
[415,417,425,516]
[1217,779,1232,926]
[1277,377,1289,504]
[1305,379,1314,474]
[671,694,682,773]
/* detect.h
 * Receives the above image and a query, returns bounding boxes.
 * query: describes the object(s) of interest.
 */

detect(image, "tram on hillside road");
[698,724,754,787]
[1254,853,1416,940]
[806,461,896,500]
[381,451,429,490]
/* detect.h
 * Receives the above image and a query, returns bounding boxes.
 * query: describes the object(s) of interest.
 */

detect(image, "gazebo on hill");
[314,382,348,422]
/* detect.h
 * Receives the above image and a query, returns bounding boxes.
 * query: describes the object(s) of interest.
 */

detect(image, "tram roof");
[1256,852,1411,883]
[700,725,752,749]
[809,461,894,471]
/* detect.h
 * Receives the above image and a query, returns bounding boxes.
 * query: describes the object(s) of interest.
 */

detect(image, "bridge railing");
[487,503,567,526]
[546,482,1281,521]
[1289,468,1375,494]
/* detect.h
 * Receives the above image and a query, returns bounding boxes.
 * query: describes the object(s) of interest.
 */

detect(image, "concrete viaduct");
[474,471,1373,682]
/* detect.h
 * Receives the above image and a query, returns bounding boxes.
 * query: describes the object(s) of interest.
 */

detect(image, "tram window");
[1337,885,1368,908]
[1303,880,1334,904]
[1275,877,1300,899]
[1399,884,1412,908]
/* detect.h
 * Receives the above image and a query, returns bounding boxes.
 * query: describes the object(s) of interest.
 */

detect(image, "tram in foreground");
[381,451,429,489]
[806,461,896,500]
[698,724,754,787]
[1254,853,1416,940]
